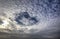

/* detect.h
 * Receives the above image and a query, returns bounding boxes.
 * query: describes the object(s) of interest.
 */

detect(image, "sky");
[0,0,60,39]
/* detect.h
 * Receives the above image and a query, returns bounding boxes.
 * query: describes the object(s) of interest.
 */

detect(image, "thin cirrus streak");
[0,0,60,39]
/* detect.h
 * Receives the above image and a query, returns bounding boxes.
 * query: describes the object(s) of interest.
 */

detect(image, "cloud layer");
[0,0,60,39]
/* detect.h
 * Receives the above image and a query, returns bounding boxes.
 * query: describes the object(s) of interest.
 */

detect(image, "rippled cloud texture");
[0,0,60,39]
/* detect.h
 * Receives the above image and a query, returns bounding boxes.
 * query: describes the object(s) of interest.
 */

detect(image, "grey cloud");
[0,0,60,39]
